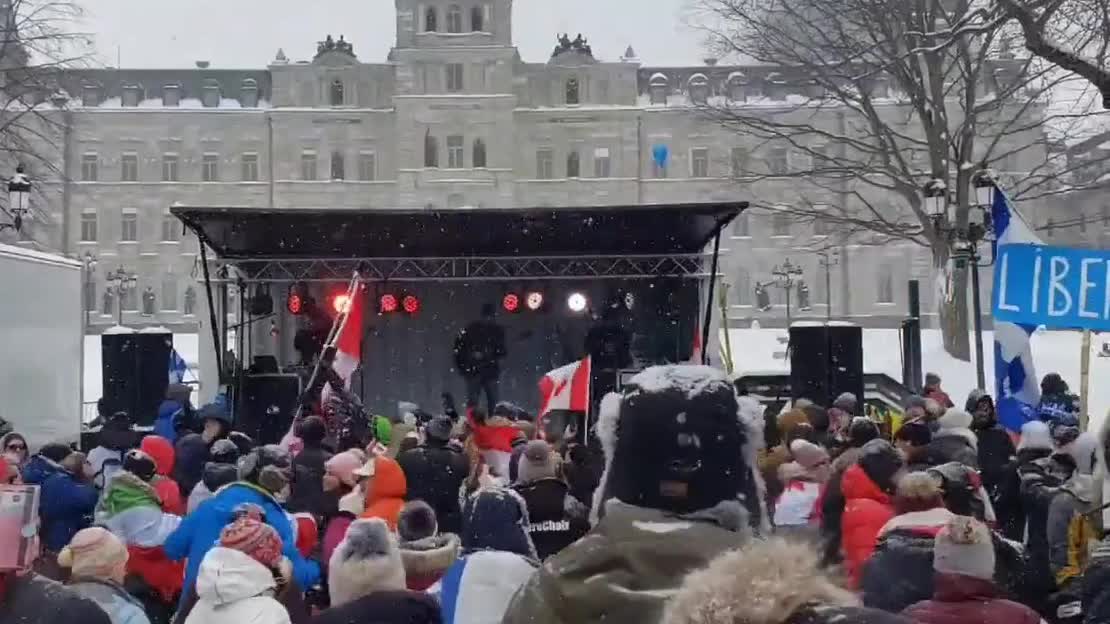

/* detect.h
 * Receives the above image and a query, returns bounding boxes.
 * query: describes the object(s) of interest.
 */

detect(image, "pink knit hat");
[326,450,365,488]
[58,527,128,579]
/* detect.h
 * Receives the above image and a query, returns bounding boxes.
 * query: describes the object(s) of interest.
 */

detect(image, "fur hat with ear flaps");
[591,365,766,530]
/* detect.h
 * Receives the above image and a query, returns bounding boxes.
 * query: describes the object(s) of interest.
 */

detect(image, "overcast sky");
[77,0,709,68]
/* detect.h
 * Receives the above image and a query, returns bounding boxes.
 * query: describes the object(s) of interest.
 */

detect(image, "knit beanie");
[397,500,438,542]
[848,417,880,448]
[1018,421,1053,452]
[777,409,810,438]
[38,442,72,464]
[858,439,904,493]
[58,527,128,580]
[328,518,407,607]
[516,440,558,484]
[893,471,945,514]
[296,416,328,445]
[219,515,284,570]
[789,439,829,471]
[933,515,995,581]
[209,439,240,465]
[895,421,932,447]
[326,450,365,488]
[833,392,858,413]
[425,415,454,443]
[122,449,157,482]
[937,409,973,431]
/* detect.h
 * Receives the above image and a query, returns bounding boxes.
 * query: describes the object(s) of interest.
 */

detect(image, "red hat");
[219,516,283,569]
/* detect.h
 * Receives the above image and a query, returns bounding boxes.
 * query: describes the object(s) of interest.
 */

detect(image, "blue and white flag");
[990,188,1041,431]
[168,348,188,385]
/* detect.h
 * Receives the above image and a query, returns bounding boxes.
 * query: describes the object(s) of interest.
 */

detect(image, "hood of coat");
[202,462,239,493]
[140,436,175,477]
[98,471,162,516]
[195,546,277,606]
[932,427,978,450]
[399,533,461,575]
[841,464,891,505]
[663,537,859,624]
[366,456,407,503]
[879,507,954,537]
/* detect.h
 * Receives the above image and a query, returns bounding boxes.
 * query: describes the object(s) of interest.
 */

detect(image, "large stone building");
[6,0,1070,333]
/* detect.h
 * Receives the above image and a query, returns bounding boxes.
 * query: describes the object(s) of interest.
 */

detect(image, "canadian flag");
[688,321,703,364]
[329,291,364,388]
[538,356,592,417]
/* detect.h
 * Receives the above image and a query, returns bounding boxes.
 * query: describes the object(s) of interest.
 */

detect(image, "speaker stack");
[101,327,173,427]
[788,323,864,407]
[238,374,302,445]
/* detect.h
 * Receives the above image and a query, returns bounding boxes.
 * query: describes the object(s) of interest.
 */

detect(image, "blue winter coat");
[154,400,185,444]
[23,454,61,485]
[164,482,320,605]
[39,469,98,552]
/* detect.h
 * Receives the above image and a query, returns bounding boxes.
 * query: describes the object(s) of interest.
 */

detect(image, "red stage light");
[502,293,520,313]
[287,292,303,315]
[331,294,352,314]
[526,291,545,311]
[402,294,420,314]
[380,294,399,313]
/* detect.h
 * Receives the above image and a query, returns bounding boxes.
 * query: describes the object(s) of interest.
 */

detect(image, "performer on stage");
[453,303,507,415]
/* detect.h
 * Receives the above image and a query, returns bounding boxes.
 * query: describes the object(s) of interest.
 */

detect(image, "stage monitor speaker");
[101,330,173,427]
[239,374,301,446]
[789,324,864,407]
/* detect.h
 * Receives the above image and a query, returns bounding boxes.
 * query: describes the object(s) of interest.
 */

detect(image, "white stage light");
[567,292,588,313]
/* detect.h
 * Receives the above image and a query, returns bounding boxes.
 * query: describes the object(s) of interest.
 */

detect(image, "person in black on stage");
[454,303,507,415]
[585,300,632,401]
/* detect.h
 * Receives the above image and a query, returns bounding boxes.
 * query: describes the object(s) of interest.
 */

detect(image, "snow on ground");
[83,333,200,421]
[725,328,1110,432]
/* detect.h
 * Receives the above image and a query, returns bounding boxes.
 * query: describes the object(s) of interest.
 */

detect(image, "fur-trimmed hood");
[399,533,460,576]
[662,538,859,624]
[932,426,978,450]
[328,517,407,607]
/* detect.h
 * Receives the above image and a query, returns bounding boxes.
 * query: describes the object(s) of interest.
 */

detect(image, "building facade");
[7,0,1071,332]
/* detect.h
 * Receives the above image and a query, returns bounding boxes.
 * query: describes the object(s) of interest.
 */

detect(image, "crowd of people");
[0,365,1108,624]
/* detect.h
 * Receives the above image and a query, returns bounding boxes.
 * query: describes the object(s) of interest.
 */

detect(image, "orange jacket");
[360,456,407,531]
[840,463,895,588]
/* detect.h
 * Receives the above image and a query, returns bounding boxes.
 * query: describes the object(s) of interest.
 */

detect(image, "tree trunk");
[939,262,971,362]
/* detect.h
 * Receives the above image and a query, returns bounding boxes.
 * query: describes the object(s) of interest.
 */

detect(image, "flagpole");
[1080,329,1091,431]
[293,271,360,423]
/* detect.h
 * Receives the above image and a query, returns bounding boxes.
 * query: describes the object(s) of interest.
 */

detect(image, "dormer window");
[81,83,100,107]
[471,5,484,31]
[162,83,181,107]
[121,84,142,107]
[424,7,438,32]
[201,79,221,108]
[240,78,259,107]
[649,73,668,105]
[766,73,785,100]
[330,79,344,106]
[727,72,745,101]
[565,77,580,105]
[688,73,709,105]
[447,4,463,33]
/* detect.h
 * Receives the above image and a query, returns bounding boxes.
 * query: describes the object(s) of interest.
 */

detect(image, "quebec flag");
[168,348,188,385]
[990,188,1041,431]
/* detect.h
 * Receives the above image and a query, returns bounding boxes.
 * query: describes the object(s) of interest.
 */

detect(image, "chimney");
[195,60,210,69]
[704,57,718,66]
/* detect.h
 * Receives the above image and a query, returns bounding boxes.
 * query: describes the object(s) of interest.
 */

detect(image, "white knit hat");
[328,518,407,607]
[937,409,973,431]
[933,515,995,581]
[1018,421,1053,452]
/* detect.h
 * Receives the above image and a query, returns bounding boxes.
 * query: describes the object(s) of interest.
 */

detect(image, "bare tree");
[691,0,1109,360]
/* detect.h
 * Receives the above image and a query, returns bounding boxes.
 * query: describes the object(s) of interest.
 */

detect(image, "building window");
[731,147,748,178]
[566,150,580,177]
[772,211,791,237]
[161,153,179,182]
[81,152,98,181]
[593,147,611,178]
[424,134,439,167]
[565,78,580,105]
[241,153,259,181]
[471,5,484,30]
[446,63,464,92]
[877,264,894,304]
[424,7,438,31]
[735,268,752,306]
[201,153,220,182]
[473,139,487,168]
[691,148,710,178]
[447,135,464,168]
[120,211,138,242]
[358,151,376,181]
[330,80,344,106]
[330,151,345,180]
[768,147,789,175]
[536,148,553,179]
[447,4,463,32]
[80,211,97,242]
[161,275,177,311]
[732,212,750,237]
[301,150,318,180]
[161,216,179,242]
[121,153,138,182]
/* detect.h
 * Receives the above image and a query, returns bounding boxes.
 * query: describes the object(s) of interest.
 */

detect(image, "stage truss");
[209,253,711,283]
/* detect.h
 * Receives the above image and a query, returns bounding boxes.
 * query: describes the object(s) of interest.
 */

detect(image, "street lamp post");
[817,250,839,322]
[82,252,97,329]
[771,258,805,322]
[4,164,31,233]
[105,266,138,327]
[922,168,996,391]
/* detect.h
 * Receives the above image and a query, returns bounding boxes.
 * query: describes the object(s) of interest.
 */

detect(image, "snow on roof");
[102,325,136,335]
[727,71,746,82]
[649,72,668,83]
[627,364,732,399]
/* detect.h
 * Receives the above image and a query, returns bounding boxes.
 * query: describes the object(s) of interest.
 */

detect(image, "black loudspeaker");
[789,323,864,407]
[239,374,301,445]
[101,330,173,427]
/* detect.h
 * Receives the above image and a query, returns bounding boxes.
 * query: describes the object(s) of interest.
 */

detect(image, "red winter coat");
[902,573,1042,624]
[141,436,185,515]
[126,544,184,603]
[840,464,895,588]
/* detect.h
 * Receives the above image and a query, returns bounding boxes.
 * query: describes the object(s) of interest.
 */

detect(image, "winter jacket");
[816,446,863,563]
[154,398,193,445]
[0,572,113,624]
[399,533,460,591]
[171,434,209,497]
[501,499,750,624]
[1021,452,1074,595]
[310,590,440,624]
[40,465,99,552]
[453,319,506,379]
[1082,536,1110,624]
[164,482,321,605]
[186,462,238,514]
[183,547,290,624]
[287,445,332,518]
[512,478,589,559]
[321,512,355,571]
[435,550,537,624]
[975,425,1021,540]
[23,453,62,485]
[773,461,825,529]
[360,456,407,530]
[1048,472,1098,590]
[861,508,953,612]
[840,463,896,588]
[68,578,151,624]
[397,442,470,534]
[926,429,980,469]
[140,437,185,515]
[902,573,1042,624]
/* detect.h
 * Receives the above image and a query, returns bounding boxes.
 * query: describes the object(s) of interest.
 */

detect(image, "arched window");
[565,77,580,105]
[447,4,463,33]
[424,133,439,168]
[566,150,580,177]
[330,151,345,180]
[473,138,487,168]
[471,5,484,31]
[330,79,344,106]
[425,7,438,31]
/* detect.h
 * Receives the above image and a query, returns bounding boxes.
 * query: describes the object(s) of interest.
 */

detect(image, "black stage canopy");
[170,202,746,260]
